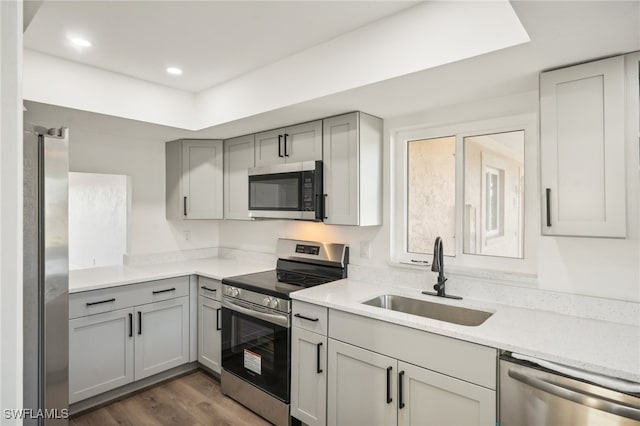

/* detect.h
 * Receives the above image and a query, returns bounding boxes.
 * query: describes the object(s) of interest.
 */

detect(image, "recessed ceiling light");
[166,67,183,76]
[69,37,91,48]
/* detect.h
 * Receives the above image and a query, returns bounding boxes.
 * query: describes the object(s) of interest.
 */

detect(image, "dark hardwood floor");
[70,371,272,426]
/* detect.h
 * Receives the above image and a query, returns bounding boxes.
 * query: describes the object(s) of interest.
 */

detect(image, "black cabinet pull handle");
[294,313,319,322]
[283,133,289,157]
[152,287,176,295]
[386,366,393,403]
[399,370,405,409]
[316,342,323,374]
[278,134,283,157]
[216,308,222,331]
[128,313,133,337]
[201,286,217,293]
[546,188,552,227]
[323,194,328,219]
[183,196,187,216]
[138,311,142,335]
[86,298,115,306]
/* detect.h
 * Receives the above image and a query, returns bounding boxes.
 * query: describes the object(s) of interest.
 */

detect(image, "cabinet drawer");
[198,276,221,301]
[70,276,190,319]
[293,301,328,335]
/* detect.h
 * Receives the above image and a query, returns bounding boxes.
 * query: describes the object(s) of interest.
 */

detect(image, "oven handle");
[222,298,290,328]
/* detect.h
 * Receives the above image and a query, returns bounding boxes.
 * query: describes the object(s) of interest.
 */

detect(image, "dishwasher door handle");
[508,369,640,421]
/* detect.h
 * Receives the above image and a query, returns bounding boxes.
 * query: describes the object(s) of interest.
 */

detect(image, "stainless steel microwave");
[248,161,323,221]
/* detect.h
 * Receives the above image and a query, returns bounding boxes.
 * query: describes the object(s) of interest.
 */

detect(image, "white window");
[392,115,536,273]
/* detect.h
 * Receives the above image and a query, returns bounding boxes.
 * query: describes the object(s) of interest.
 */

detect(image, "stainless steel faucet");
[422,237,462,300]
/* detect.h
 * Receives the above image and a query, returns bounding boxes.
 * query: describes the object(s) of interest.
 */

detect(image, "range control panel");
[295,244,320,255]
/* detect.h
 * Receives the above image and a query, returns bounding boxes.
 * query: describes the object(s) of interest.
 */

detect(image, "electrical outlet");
[360,241,371,259]
[183,230,191,241]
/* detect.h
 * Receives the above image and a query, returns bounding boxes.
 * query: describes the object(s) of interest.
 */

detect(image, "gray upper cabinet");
[255,120,322,167]
[323,112,383,226]
[166,139,223,220]
[224,134,255,220]
[540,56,627,237]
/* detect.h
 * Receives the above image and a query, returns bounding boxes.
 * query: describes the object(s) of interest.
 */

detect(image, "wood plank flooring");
[70,371,272,426]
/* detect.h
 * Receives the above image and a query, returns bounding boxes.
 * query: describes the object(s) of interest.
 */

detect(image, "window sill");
[389,259,538,287]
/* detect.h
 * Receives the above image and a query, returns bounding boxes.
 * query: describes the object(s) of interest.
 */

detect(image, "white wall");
[23,103,220,257]
[0,0,23,422]
[67,130,219,256]
[219,89,640,303]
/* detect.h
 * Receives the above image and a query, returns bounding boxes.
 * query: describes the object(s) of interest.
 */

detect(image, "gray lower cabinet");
[69,307,134,404]
[134,296,190,380]
[396,361,495,426]
[198,295,221,373]
[69,277,191,404]
[327,339,397,426]
[326,338,495,426]
[291,327,327,426]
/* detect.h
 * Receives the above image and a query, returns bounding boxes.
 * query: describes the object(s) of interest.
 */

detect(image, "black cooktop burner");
[222,259,345,299]
[222,270,326,299]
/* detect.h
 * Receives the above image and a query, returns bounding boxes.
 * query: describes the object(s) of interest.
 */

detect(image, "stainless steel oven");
[220,238,349,426]
[248,161,323,221]
[221,290,291,403]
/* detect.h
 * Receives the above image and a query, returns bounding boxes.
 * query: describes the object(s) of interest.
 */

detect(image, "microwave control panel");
[302,170,315,211]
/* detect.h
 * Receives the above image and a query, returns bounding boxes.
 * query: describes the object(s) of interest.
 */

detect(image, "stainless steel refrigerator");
[23,125,69,425]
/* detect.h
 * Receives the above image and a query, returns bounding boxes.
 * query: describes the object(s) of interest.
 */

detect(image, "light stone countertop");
[290,278,640,383]
[69,258,273,293]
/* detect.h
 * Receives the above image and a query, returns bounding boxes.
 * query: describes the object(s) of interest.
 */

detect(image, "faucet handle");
[433,277,447,291]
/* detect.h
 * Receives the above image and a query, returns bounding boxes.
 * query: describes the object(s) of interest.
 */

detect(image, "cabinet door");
[69,307,134,403]
[134,296,190,380]
[255,128,285,167]
[291,327,327,426]
[198,296,222,373]
[181,139,223,219]
[323,113,359,225]
[540,56,626,237]
[284,120,322,163]
[327,339,397,426]
[224,135,255,220]
[397,361,495,426]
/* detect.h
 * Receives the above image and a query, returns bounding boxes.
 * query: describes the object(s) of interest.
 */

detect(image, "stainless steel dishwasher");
[500,354,640,426]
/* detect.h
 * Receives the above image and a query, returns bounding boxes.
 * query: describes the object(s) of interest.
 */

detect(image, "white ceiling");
[24,0,417,92]
[23,1,640,141]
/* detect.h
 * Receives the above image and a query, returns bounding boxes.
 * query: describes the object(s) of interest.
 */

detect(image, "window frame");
[391,114,537,274]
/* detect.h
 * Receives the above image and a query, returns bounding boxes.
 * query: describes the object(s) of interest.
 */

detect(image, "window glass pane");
[463,130,524,258]
[407,136,456,255]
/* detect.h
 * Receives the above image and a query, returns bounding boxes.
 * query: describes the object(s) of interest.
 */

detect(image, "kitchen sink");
[362,294,493,326]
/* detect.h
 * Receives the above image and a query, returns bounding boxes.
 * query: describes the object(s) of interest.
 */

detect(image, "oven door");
[221,298,291,402]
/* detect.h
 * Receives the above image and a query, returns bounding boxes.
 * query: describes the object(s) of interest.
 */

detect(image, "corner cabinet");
[540,55,627,237]
[323,112,383,226]
[166,139,223,220]
[198,277,222,373]
[255,120,322,167]
[224,135,255,220]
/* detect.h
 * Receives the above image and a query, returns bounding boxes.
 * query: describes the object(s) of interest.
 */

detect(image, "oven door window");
[221,307,290,402]
[249,173,301,211]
